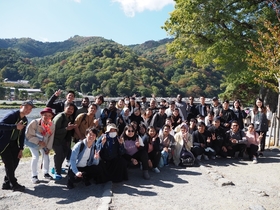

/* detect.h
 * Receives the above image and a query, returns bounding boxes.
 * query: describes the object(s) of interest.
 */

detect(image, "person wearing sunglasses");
[121,125,150,180]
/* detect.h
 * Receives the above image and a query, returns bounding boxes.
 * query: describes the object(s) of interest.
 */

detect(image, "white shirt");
[77,146,91,167]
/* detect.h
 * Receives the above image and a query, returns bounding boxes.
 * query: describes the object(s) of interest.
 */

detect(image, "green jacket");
[53,112,73,146]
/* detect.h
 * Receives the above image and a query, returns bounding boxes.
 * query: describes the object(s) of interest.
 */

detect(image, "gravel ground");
[1,148,280,210]
[0,157,111,210]
[110,148,280,210]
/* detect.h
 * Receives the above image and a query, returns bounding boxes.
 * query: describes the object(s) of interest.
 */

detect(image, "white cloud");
[112,0,174,17]
[73,0,81,3]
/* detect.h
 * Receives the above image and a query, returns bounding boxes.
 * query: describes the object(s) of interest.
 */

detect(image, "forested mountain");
[0,36,224,98]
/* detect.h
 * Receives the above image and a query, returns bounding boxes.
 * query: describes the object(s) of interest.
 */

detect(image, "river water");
[0,108,42,123]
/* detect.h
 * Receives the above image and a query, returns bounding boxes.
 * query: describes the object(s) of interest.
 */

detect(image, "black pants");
[0,141,20,187]
[148,150,161,168]
[123,149,149,170]
[68,162,107,184]
[227,144,247,157]
[103,156,128,183]
[246,144,259,159]
[53,141,70,175]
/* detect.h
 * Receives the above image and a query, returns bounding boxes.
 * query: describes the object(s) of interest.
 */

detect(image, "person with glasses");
[225,120,247,159]
[121,125,150,180]
[246,123,261,164]
[96,123,128,183]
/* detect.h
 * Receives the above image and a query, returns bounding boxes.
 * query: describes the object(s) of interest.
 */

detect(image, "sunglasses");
[127,130,135,133]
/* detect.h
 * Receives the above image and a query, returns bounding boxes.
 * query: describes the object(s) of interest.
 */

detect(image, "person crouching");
[67,127,107,189]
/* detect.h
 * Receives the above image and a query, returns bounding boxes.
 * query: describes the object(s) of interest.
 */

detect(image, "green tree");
[163,0,277,100]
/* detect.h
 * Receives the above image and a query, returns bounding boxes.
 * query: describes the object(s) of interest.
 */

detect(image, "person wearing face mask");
[96,123,128,183]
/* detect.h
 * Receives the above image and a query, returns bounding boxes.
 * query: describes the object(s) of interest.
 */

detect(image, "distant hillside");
[0,36,224,98]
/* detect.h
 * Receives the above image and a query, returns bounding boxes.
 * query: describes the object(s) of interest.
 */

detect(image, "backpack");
[180,148,195,166]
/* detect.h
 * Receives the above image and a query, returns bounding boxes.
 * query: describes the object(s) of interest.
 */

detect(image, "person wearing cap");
[96,123,128,183]
[208,117,227,158]
[150,105,167,131]
[210,97,223,118]
[67,127,107,189]
[0,100,34,192]
[25,107,55,184]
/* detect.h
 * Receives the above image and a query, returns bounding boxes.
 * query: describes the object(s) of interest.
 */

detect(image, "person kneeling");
[67,127,107,189]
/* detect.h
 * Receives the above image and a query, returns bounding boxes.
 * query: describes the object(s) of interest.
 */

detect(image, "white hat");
[106,123,118,133]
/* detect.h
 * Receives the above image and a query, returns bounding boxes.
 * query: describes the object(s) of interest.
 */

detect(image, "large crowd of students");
[0,90,272,191]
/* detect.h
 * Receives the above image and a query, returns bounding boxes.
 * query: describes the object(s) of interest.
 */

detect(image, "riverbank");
[0,100,46,109]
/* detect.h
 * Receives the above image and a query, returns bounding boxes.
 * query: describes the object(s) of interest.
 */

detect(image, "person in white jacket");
[173,123,194,166]
[25,107,55,184]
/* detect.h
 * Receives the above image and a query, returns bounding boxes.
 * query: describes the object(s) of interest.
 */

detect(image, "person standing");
[175,94,188,121]
[253,98,268,156]
[46,89,77,116]
[0,100,34,191]
[75,97,90,118]
[25,107,55,184]
[52,103,77,180]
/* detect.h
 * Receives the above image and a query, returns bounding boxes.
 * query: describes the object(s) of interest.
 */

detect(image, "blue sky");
[0,0,174,45]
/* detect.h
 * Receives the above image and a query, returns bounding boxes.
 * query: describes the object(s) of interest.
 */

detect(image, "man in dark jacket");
[46,89,77,116]
[0,101,34,191]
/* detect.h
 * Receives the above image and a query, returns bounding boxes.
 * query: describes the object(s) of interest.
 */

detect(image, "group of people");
[0,91,271,191]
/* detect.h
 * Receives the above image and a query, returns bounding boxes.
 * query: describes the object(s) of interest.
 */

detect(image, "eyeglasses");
[127,130,134,133]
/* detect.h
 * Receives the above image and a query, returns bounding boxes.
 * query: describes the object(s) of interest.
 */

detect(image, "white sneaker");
[252,157,258,164]
[196,155,202,161]
[152,167,160,173]
[203,154,209,161]
[32,176,40,184]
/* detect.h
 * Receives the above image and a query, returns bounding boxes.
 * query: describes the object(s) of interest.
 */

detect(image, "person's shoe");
[143,170,150,180]
[2,182,11,190]
[152,167,160,173]
[51,167,55,174]
[203,154,209,161]
[252,157,258,164]
[32,176,40,184]
[54,174,62,180]
[258,152,264,157]
[44,173,53,180]
[196,155,202,161]
[67,180,74,189]
[61,168,67,174]
[12,183,25,192]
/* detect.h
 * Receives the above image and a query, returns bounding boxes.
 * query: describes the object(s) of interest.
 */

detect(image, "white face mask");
[109,132,117,138]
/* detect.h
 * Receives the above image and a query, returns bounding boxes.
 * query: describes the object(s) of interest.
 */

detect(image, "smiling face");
[125,126,135,138]
[20,104,33,116]
[66,92,75,103]
[41,112,53,123]
[86,130,96,142]
[148,127,157,137]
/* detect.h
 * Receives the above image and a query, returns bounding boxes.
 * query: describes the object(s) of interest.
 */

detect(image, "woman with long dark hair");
[121,125,150,180]
[232,100,247,130]
[252,98,268,156]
